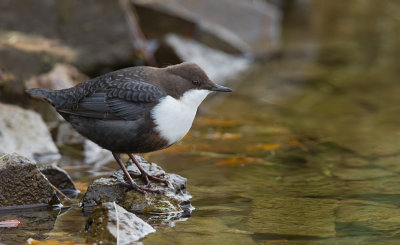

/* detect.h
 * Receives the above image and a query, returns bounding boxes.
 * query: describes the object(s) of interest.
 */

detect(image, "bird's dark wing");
[57,81,166,121]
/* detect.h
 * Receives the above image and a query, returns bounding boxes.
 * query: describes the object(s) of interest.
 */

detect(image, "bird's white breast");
[151,89,211,145]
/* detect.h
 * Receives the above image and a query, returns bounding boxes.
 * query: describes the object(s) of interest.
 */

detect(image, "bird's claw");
[128,170,168,186]
[119,181,162,194]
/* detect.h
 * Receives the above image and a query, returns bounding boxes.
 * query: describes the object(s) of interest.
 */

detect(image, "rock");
[38,164,78,198]
[133,0,281,56]
[0,153,60,209]
[0,103,60,163]
[0,45,62,105]
[55,122,86,149]
[176,0,282,55]
[0,0,138,105]
[25,63,88,91]
[83,140,114,166]
[0,0,136,73]
[86,202,156,244]
[160,34,250,82]
[82,156,192,216]
[25,63,91,153]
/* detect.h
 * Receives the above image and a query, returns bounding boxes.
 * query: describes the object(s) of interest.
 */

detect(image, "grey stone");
[0,153,60,209]
[0,103,60,163]
[133,0,281,56]
[0,0,135,72]
[82,156,192,216]
[25,63,88,91]
[176,0,282,55]
[162,34,250,82]
[39,164,78,198]
[0,0,137,106]
[86,202,156,244]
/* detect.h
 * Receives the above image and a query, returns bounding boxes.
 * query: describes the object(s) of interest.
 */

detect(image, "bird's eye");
[192,80,199,86]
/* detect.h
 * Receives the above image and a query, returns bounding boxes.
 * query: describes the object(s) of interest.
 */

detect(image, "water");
[5,1,400,244]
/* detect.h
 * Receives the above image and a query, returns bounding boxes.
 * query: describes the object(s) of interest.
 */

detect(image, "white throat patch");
[151,89,211,145]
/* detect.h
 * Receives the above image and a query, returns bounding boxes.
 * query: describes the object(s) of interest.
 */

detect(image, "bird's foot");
[128,170,168,186]
[119,181,163,194]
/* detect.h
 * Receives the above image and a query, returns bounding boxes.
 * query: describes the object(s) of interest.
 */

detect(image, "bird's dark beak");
[211,84,232,92]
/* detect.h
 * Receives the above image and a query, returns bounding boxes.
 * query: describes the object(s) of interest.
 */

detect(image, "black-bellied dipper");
[26,62,232,194]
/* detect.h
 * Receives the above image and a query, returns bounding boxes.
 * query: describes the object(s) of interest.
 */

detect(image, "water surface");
[13,1,400,244]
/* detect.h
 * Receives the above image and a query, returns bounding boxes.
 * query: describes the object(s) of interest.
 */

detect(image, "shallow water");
[5,1,400,244]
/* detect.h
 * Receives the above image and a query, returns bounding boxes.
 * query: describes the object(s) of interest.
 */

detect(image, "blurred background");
[2,0,400,244]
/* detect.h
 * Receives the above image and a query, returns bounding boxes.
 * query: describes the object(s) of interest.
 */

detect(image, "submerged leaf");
[26,238,88,245]
[0,219,23,227]
[74,181,89,192]
[248,143,281,151]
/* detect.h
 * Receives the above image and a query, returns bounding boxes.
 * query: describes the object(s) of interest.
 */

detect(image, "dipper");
[26,62,232,194]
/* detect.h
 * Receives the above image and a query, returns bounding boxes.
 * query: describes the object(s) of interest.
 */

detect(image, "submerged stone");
[247,197,338,238]
[82,156,192,216]
[0,153,60,209]
[86,202,156,244]
[0,207,60,244]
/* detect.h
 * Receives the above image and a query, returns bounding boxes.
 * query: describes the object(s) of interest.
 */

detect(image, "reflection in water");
[144,0,400,244]
[17,1,400,244]
[0,207,61,244]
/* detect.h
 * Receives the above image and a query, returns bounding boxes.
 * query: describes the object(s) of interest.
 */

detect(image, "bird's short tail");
[25,88,56,106]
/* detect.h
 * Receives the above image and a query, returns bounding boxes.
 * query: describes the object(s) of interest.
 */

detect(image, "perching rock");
[0,103,60,163]
[82,156,192,216]
[39,164,78,198]
[86,202,156,244]
[0,153,60,209]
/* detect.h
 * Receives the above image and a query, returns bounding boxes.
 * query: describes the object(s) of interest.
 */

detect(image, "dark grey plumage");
[26,62,232,193]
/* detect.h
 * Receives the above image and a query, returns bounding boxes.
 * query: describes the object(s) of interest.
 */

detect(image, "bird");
[26,62,232,194]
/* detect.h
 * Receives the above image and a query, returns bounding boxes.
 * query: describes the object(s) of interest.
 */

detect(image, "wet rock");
[86,202,156,244]
[0,153,60,209]
[0,103,60,162]
[82,156,192,216]
[39,164,78,198]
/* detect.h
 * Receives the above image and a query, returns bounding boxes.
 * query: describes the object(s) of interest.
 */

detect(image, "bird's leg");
[112,152,161,194]
[128,153,167,186]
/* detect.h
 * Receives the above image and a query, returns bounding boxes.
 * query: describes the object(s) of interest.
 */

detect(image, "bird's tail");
[25,88,56,106]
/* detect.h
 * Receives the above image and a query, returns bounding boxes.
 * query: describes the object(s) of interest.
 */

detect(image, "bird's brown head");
[159,62,232,99]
